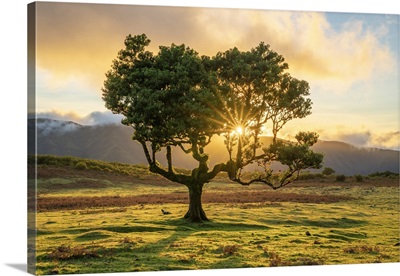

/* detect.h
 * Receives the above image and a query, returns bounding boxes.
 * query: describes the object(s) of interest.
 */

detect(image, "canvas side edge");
[27,2,37,275]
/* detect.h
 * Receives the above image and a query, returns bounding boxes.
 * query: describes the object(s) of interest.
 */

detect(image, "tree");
[102,34,323,222]
[322,167,335,176]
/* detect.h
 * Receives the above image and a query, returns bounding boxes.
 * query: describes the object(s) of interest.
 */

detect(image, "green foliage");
[102,34,217,146]
[369,171,399,179]
[297,172,323,181]
[101,33,323,221]
[75,161,88,170]
[32,154,74,166]
[102,34,322,186]
[272,137,323,170]
[354,174,363,182]
[336,174,346,182]
[322,167,335,176]
[32,154,151,177]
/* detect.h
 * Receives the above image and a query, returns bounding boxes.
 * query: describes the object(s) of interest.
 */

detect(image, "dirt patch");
[37,191,354,211]
[205,190,354,204]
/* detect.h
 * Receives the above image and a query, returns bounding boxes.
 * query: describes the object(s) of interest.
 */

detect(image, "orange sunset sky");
[31,1,399,150]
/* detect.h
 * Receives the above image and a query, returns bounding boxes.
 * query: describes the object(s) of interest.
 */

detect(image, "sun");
[235,126,243,135]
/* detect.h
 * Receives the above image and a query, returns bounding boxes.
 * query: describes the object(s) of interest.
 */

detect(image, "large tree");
[102,34,323,222]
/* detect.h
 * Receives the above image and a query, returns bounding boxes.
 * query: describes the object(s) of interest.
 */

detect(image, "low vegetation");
[31,155,154,177]
[368,171,399,179]
[336,174,347,182]
[30,155,400,275]
[30,154,191,179]
[30,155,399,182]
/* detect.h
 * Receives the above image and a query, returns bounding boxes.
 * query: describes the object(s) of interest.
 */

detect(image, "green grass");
[30,155,400,275]
[30,154,191,178]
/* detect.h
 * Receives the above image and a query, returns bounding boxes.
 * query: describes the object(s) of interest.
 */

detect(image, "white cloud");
[36,110,124,126]
[36,5,395,94]
[278,121,399,150]
[33,4,398,150]
[84,111,125,125]
[196,9,395,94]
[337,130,372,147]
[37,119,81,135]
[370,131,400,150]
[322,128,398,150]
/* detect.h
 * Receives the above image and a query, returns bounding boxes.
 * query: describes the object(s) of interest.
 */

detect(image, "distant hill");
[312,140,398,175]
[28,118,399,175]
[29,118,148,165]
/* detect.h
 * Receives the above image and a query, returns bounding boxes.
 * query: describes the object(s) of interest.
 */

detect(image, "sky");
[31,1,399,150]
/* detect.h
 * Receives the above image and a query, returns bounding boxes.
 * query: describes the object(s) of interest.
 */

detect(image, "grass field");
[30,156,400,275]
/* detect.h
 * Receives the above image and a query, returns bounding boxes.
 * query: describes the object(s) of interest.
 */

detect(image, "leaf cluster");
[103,34,219,148]
[102,34,323,189]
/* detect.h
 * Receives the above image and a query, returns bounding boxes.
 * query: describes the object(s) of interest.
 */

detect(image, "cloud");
[35,110,125,136]
[33,3,397,151]
[37,119,81,136]
[337,130,372,147]
[279,122,399,150]
[35,3,395,94]
[371,131,399,150]
[322,128,399,150]
[36,110,124,126]
[84,111,125,125]
[195,9,395,93]
[35,3,202,87]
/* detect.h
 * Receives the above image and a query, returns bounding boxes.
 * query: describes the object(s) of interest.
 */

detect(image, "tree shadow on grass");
[43,218,275,273]
[99,222,200,272]
[61,225,172,236]
[260,217,367,229]
[104,218,274,271]
[153,218,273,232]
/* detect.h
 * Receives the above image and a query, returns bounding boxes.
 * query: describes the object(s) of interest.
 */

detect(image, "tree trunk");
[184,183,209,223]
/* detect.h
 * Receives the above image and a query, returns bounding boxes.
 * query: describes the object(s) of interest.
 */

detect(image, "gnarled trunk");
[184,183,209,222]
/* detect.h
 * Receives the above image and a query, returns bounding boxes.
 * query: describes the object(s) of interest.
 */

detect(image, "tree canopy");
[102,34,323,222]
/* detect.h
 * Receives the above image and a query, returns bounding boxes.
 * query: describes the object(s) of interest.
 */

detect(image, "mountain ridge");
[28,118,399,175]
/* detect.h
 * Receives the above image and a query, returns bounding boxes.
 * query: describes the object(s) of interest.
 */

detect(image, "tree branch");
[149,162,191,186]
[231,177,275,189]
[230,166,301,190]
[205,162,227,181]
[140,141,153,165]
[191,140,209,163]
[166,145,173,173]
[179,144,192,154]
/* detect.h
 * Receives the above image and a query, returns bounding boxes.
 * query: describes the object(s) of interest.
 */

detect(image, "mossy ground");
[30,158,400,275]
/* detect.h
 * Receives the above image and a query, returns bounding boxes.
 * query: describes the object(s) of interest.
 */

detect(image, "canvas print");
[28,2,399,275]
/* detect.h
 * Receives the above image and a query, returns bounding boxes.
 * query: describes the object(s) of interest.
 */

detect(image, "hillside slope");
[28,119,399,175]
